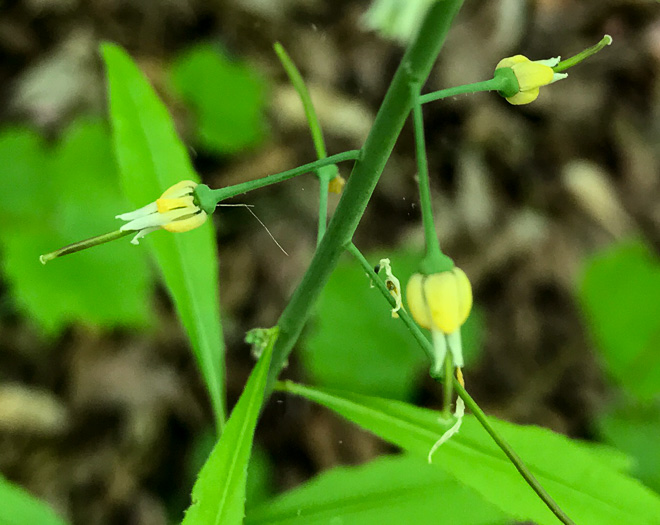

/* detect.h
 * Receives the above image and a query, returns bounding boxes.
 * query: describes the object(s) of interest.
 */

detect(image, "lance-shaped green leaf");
[0,475,69,525]
[101,42,226,429]
[246,454,506,525]
[278,381,660,525]
[182,329,276,525]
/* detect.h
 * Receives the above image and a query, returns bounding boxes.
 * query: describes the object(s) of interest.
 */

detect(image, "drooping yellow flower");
[406,268,472,334]
[117,180,207,244]
[495,55,567,105]
[406,267,472,369]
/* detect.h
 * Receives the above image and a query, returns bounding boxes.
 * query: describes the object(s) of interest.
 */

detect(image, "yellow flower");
[495,55,567,105]
[406,268,472,369]
[407,268,472,334]
[117,180,207,244]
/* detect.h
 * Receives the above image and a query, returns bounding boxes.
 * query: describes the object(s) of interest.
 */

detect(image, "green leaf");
[0,121,152,336]
[579,239,660,400]
[598,400,660,494]
[246,454,507,525]
[245,445,274,511]
[169,43,267,155]
[279,381,660,525]
[102,42,226,428]
[182,329,276,525]
[0,475,69,525]
[302,251,483,400]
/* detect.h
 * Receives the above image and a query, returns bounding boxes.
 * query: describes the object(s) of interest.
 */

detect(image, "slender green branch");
[195,150,360,213]
[264,0,466,394]
[273,42,338,245]
[553,35,612,73]
[454,381,576,525]
[40,229,133,264]
[419,77,503,105]
[274,42,329,160]
[346,242,435,364]
[442,352,453,418]
[347,241,575,525]
[411,82,445,272]
[317,179,329,245]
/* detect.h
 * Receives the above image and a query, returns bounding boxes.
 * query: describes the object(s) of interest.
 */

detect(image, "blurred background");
[1,0,660,523]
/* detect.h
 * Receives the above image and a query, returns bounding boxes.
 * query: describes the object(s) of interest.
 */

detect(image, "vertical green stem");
[442,352,453,418]
[317,181,329,245]
[273,42,337,245]
[411,82,442,267]
[265,0,465,393]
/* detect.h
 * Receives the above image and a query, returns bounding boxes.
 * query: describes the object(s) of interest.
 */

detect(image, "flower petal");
[424,272,462,334]
[130,226,160,245]
[116,201,158,221]
[406,273,433,329]
[512,61,555,90]
[160,180,197,199]
[156,195,195,214]
[163,211,208,233]
[496,54,529,70]
[506,87,540,105]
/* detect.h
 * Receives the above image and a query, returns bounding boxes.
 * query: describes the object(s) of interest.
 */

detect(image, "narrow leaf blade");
[101,42,226,427]
[182,330,276,525]
[279,381,660,525]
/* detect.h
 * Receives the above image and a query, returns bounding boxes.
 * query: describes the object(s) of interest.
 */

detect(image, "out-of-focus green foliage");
[579,239,660,401]
[280,381,660,525]
[301,251,483,401]
[0,474,69,525]
[182,334,274,525]
[579,239,660,496]
[103,42,227,427]
[246,454,507,525]
[170,43,267,155]
[0,120,152,336]
[245,445,274,511]
[597,401,660,494]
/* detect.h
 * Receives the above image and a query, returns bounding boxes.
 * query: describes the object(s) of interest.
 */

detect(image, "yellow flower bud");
[406,268,472,334]
[495,55,567,105]
[328,174,346,194]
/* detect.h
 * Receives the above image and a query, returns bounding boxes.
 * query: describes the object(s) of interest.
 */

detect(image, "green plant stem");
[263,0,465,395]
[346,241,575,525]
[419,77,503,105]
[39,229,133,264]
[273,42,338,245]
[197,151,360,213]
[553,35,612,73]
[454,381,576,525]
[442,352,453,418]
[274,42,328,160]
[411,82,444,270]
[317,178,329,245]
[345,242,436,369]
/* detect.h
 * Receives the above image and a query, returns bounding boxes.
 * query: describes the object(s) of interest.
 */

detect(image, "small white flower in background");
[362,0,435,44]
[117,180,207,244]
